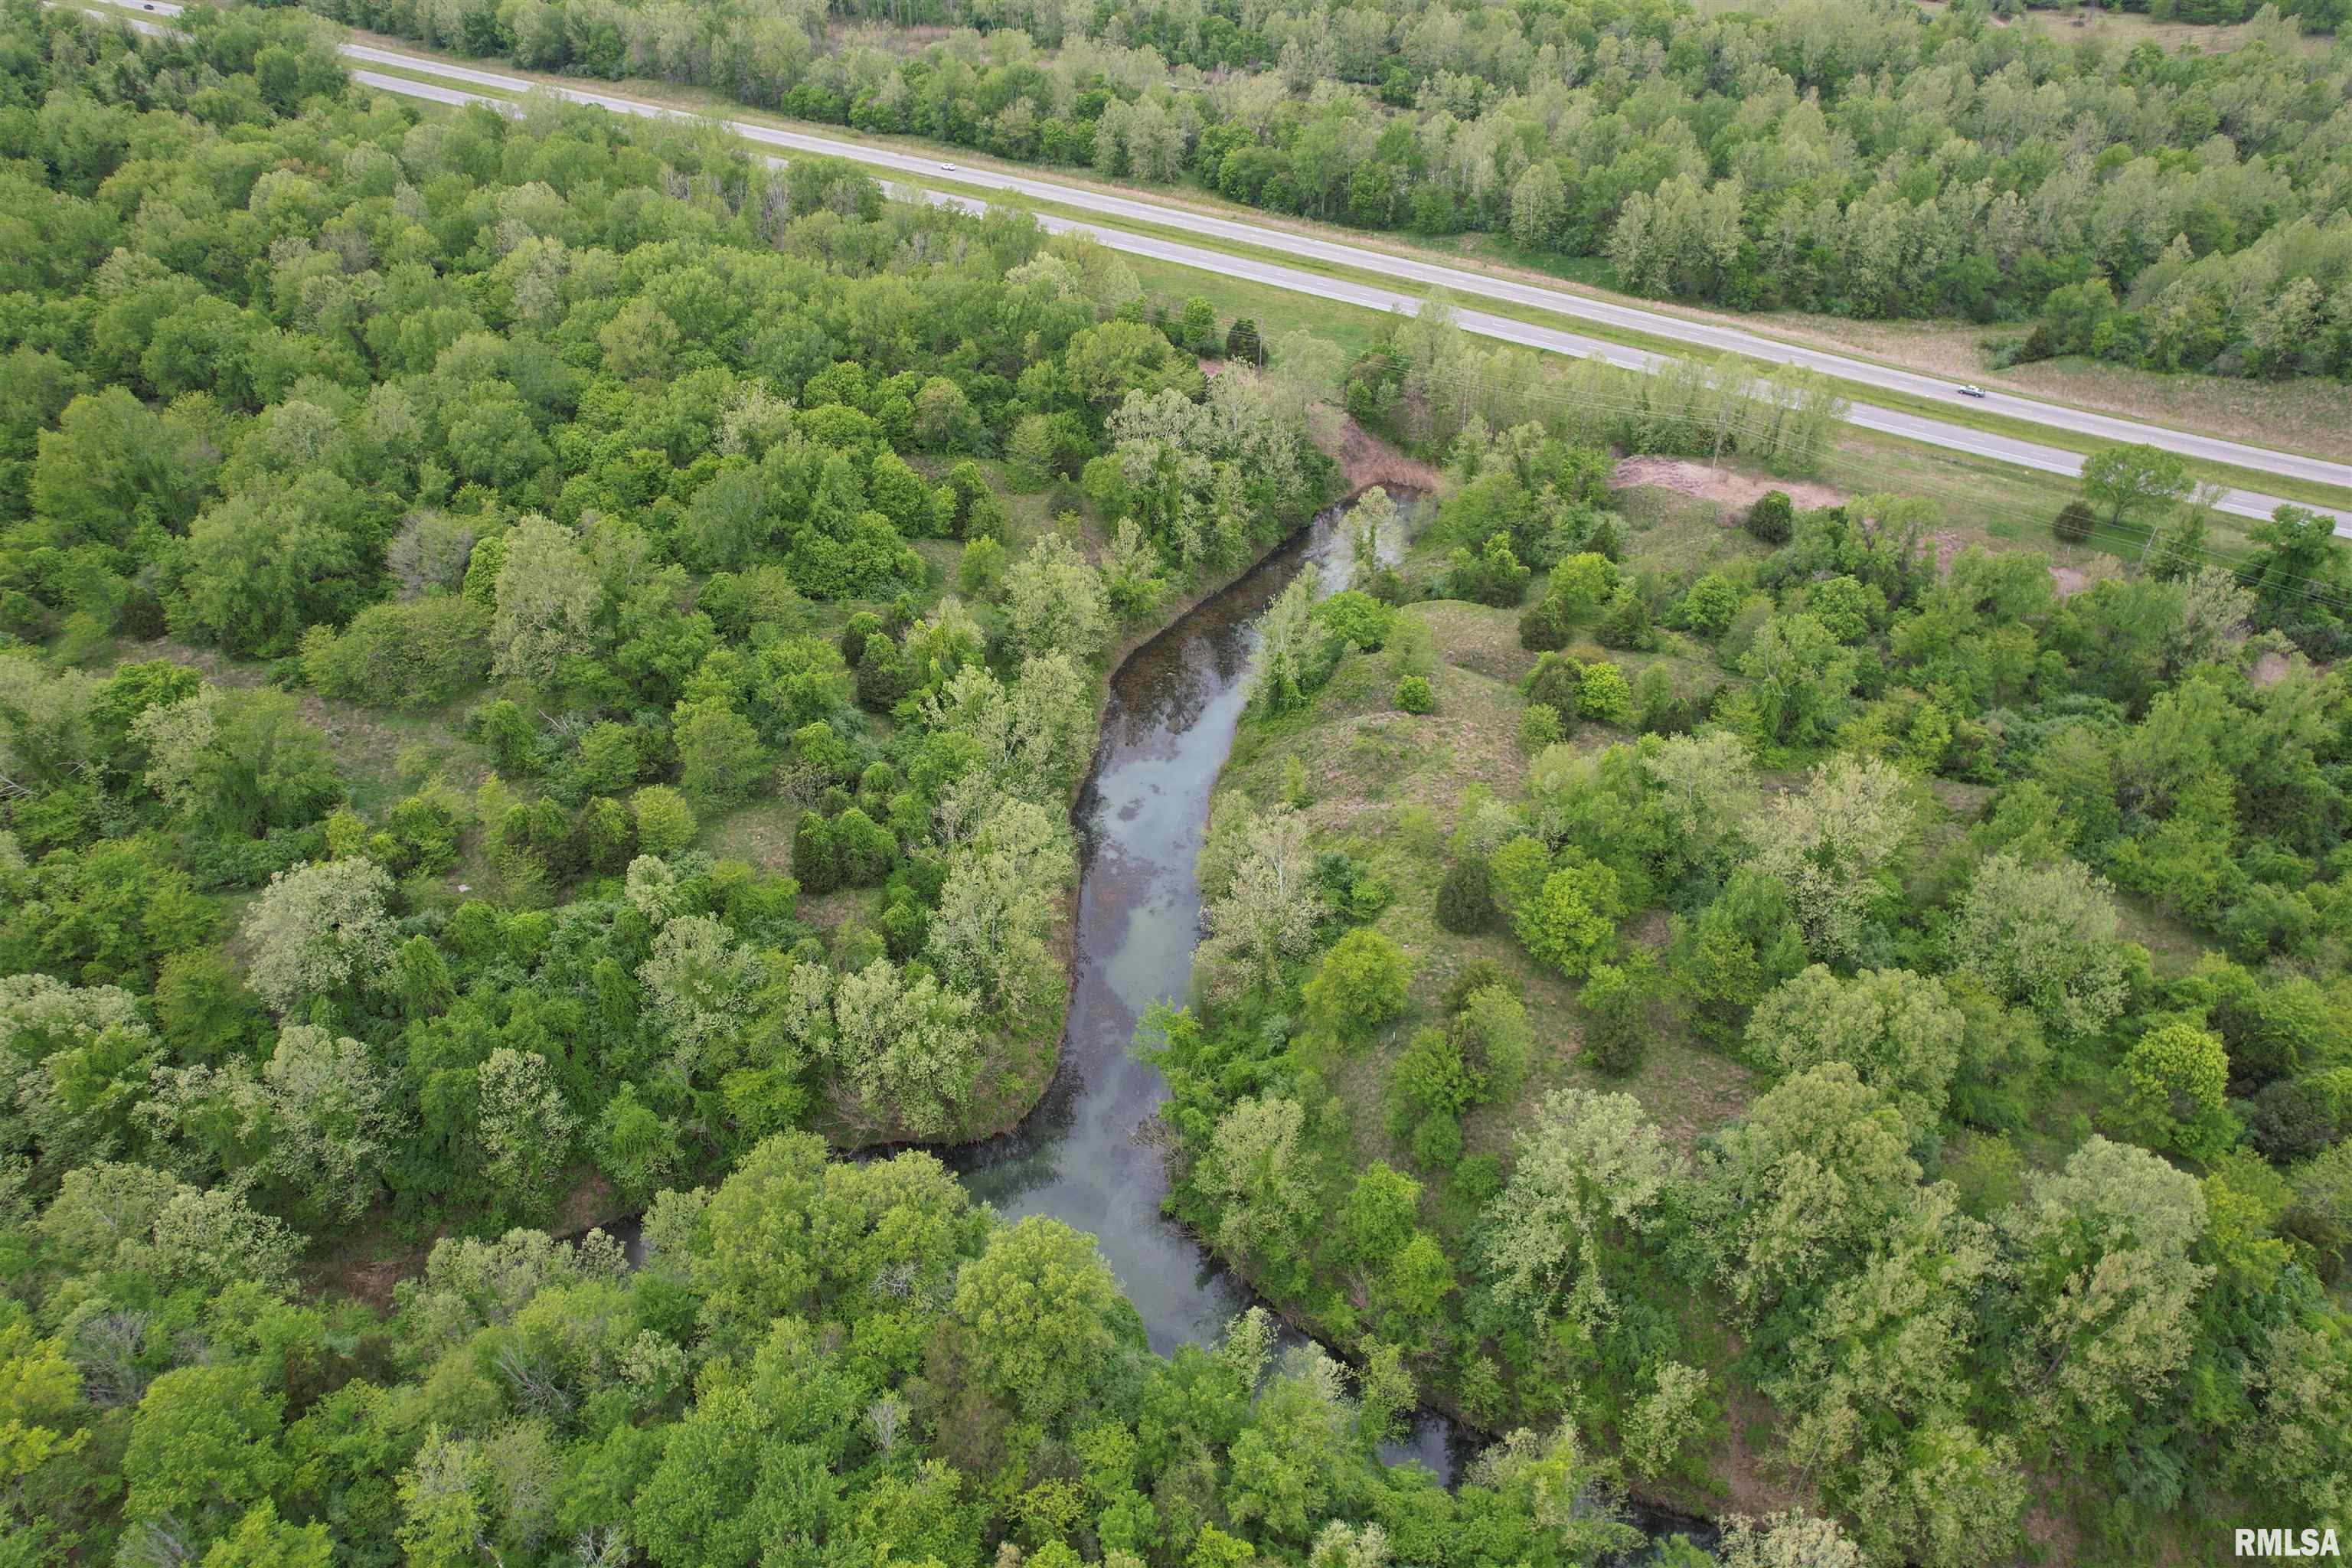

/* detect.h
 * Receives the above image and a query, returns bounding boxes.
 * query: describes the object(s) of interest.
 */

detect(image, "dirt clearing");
[1612,457,1844,518]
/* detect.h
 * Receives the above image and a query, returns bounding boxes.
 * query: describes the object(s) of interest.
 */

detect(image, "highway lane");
[109,5,2352,530]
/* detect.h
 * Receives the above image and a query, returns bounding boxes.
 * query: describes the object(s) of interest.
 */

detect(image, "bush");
[1518,596,1573,652]
[1519,702,1564,751]
[1395,675,1434,714]
[958,536,1007,598]
[1745,490,1794,544]
[1443,957,1511,1014]
[1452,1152,1504,1205]
[2053,500,2096,544]
[1436,857,1496,934]
[1576,662,1635,726]
[1580,961,1649,1075]
[1523,652,1583,714]
[833,807,897,887]
[792,810,840,894]
[1226,316,1263,365]
[1449,533,1531,606]
[2248,1076,2350,1163]
[1594,585,1656,652]
[1315,590,1393,651]
[1303,927,1414,1041]
[631,786,696,858]
[1410,1111,1462,1171]
[301,597,492,709]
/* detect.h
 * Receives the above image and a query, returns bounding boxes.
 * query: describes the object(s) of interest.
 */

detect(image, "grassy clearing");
[106,635,492,819]
[1221,598,1763,1177]
[1125,256,1391,363]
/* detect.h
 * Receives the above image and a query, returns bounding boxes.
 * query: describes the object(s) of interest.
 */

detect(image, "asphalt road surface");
[107,3,2352,532]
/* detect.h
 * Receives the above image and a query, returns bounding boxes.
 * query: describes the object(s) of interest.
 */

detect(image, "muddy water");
[941,498,1476,1475]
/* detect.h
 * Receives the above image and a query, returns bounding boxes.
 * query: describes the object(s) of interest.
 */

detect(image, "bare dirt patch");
[1612,457,1844,518]
[2050,564,2095,598]
[1321,414,1445,498]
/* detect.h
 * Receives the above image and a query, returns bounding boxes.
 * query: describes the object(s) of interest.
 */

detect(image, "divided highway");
[106,2,2352,531]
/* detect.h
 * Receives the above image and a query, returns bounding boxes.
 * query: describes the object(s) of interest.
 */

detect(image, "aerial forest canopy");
[299,0,2352,380]
[0,8,1571,1565]
[2,2,2350,1567]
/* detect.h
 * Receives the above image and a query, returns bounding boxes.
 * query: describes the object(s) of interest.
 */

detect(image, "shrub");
[1519,596,1573,651]
[856,636,910,710]
[1580,961,1649,1075]
[1676,571,1743,639]
[1452,1152,1504,1205]
[1519,702,1564,751]
[1523,652,1583,714]
[833,807,897,887]
[1436,857,1496,934]
[1576,662,1635,726]
[1315,590,1393,651]
[1745,490,1794,544]
[631,786,697,858]
[1395,675,1434,714]
[1594,585,1656,652]
[2053,500,2096,544]
[958,535,1007,598]
[1633,666,1690,735]
[1226,316,1263,365]
[2248,1075,2351,1163]
[300,597,492,709]
[1450,533,1531,606]
[1443,957,1512,1014]
[1454,985,1532,1102]
[1303,928,1414,1041]
[1410,1111,1462,1171]
[1389,1027,1481,1129]
[1514,861,1622,978]
[792,809,840,893]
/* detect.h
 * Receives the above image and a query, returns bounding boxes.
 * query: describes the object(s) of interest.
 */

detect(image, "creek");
[941,496,1482,1476]
[613,495,1707,1543]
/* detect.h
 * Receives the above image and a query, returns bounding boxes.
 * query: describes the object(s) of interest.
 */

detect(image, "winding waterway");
[942,496,1476,1477]
[598,494,1702,1543]
[941,501,1708,1550]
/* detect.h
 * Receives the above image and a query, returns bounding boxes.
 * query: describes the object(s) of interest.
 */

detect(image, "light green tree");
[490,514,600,686]
[1949,853,2130,1040]
[1003,531,1112,662]
[1749,757,1913,963]
[1996,1137,2211,1440]
[1302,928,1413,1041]
[237,858,397,1013]
[1479,1089,1680,1321]
[2079,443,2190,534]
[1745,965,1964,1135]
[2118,1021,2237,1162]
[952,1216,1134,1423]
[1697,1063,1920,1317]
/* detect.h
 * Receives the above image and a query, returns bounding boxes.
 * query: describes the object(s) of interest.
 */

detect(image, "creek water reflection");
[942,496,1483,1477]
[604,495,1700,1534]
